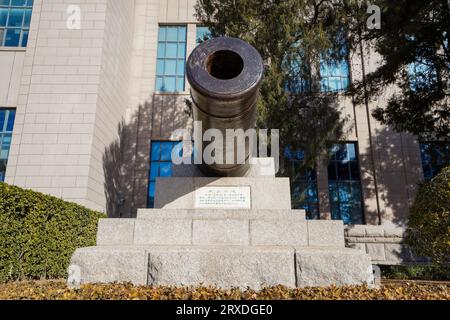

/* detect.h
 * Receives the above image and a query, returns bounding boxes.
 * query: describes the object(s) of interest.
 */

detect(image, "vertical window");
[319,47,350,93]
[405,34,439,91]
[155,25,187,93]
[408,60,438,91]
[0,108,15,181]
[196,26,211,45]
[0,0,33,47]
[285,148,319,219]
[328,143,363,224]
[420,142,450,181]
[283,42,311,94]
[284,58,311,94]
[147,141,183,208]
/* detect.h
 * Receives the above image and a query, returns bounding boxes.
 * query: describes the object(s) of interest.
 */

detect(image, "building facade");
[0,0,444,227]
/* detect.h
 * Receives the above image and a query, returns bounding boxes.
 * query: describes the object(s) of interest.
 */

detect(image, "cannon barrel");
[186,37,264,176]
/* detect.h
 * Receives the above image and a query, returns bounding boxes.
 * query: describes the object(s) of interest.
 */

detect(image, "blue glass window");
[196,26,211,45]
[0,108,15,182]
[328,143,363,224]
[284,58,311,94]
[155,25,187,93]
[405,34,439,91]
[284,147,319,219]
[286,38,349,93]
[408,59,438,91]
[319,47,350,93]
[147,141,183,208]
[0,0,33,47]
[420,142,450,181]
[283,41,311,94]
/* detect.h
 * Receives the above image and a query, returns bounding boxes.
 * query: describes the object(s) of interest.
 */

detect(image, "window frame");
[285,37,351,95]
[291,175,320,219]
[147,140,183,208]
[0,108,16,182]
[419,141,450,181]
[327,142,365,225]
[155,24,187,93]
[195,25,212,45]
[319,45,351,93]
[319,58,351,93]
[0,0,33,48]
[407,59,439,91]
[284,56,312,94]
[284,147,320,219]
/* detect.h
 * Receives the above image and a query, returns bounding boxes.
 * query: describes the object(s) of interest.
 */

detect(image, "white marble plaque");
[195,186,251,209]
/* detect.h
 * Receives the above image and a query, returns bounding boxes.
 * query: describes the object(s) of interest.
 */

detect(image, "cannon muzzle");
[186,37,264,176]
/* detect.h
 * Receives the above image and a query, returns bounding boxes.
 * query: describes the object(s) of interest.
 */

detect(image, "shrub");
[0,182,105,283]
[381,265,450,281]
[406,165,450,265]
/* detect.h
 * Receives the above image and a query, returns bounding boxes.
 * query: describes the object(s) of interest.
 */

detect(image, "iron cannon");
[186,37,264,176]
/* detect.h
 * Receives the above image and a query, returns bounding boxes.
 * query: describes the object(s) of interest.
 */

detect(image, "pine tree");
[353,0,449,141]
[194,0,354,175]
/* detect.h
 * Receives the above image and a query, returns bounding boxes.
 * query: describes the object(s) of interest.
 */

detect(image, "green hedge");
[0,182,105,283]
[381,265,450,281]
[406,165,450,265]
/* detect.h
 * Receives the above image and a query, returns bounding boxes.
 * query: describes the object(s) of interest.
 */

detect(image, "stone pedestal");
[68,158,374,289]
[154,177,292,210]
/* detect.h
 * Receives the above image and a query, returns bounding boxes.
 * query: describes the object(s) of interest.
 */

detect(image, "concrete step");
[69,245,374,289]
[96,217,345,247]
[136,208,306,220]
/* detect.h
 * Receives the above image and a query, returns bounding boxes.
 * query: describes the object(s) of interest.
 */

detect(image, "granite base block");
[295,247,374,287]
[68,246,148,288]
[68,245,374,289]
[147,246,296,289]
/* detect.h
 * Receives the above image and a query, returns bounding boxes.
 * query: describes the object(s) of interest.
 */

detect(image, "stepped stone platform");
[97,209,341,247]
[68,159,374,289]
[68,205,374,290]
[69,209,373,289]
